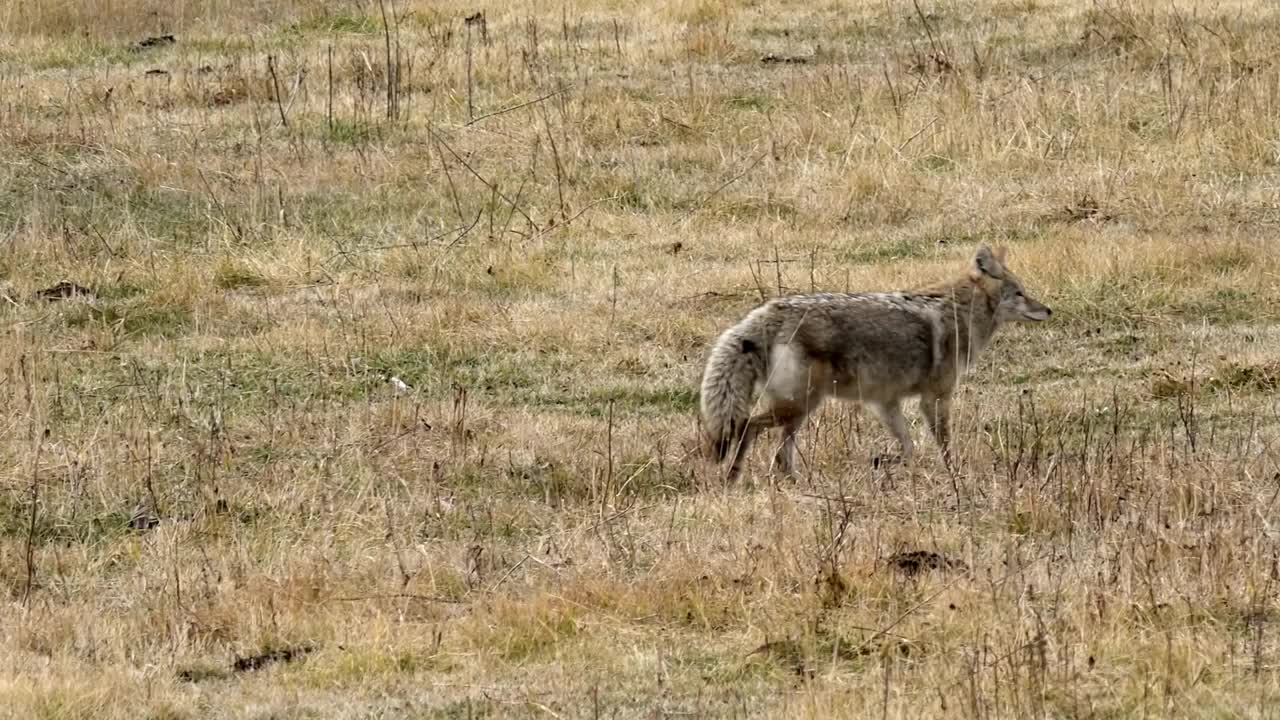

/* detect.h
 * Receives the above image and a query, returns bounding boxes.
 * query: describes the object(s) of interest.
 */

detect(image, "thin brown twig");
[326,593,466,604]
[530,195,615,242]
[678,150,769,221]
[196,169,244,243]
[912,0,943,58]
[465,13,475,122]
[897,116,938,153]
[850,581,958,658]
[486,553,530,594]
[584,502,656,534]
[378,0,397,119]
[267,55,289,128]
[428,126,540,232]
[321,213,479,265]
[22,431,44,607]
[465,86,571,127]
[540,102,568,220]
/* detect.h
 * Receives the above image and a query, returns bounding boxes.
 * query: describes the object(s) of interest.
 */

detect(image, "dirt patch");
[887,550,964,576]
[132,34,176,52]
[1056,194,1115,224]
[232,645,316,672]
[35,282,96,302]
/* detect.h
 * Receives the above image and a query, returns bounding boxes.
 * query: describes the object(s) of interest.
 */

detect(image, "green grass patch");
[325,120,378,147]
[724,94,773,112]
[291,12,382,35]
[0,492,136,546]
[837,237,937,264]
[62,299,192,338]
[26,42,138,71]
[214,261,268,290]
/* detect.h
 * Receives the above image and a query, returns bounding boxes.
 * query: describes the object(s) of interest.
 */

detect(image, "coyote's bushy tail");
[699,310,769,461]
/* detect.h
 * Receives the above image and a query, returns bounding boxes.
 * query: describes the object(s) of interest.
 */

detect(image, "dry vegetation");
[3,0,1280,716]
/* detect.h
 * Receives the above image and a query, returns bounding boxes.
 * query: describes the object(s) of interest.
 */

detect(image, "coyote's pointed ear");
[971,245,1005,280]
[992,245,1008,263]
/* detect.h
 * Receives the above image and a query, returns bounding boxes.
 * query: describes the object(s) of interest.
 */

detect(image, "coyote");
[699,245,1051,481]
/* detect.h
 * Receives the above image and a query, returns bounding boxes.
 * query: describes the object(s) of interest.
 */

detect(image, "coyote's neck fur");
[919,279,1001,374]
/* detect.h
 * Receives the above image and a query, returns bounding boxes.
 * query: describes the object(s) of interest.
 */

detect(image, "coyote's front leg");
[868,400,914,465]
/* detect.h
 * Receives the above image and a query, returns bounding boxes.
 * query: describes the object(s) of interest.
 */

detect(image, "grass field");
[4,0,1280,717]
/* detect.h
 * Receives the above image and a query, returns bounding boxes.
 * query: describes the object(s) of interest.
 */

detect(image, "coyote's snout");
[699,244,1050,481]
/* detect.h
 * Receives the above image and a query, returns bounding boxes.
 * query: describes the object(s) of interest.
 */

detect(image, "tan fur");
[699,245,1051,481]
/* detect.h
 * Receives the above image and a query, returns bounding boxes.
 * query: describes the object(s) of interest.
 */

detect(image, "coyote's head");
[970,245,1052,324]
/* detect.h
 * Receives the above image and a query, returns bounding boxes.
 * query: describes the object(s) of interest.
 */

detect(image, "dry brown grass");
[3,0,1280,717]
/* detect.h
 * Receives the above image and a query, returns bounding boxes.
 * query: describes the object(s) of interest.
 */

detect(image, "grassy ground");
[3,0,1280,717]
